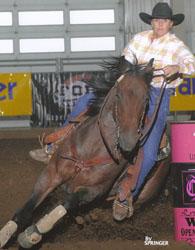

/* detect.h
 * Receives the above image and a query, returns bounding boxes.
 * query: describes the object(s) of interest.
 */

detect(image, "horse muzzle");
[118,131,139,153]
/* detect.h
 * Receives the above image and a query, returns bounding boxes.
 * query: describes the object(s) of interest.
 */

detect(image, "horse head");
[113,57,154,154]
[86,56,154,160]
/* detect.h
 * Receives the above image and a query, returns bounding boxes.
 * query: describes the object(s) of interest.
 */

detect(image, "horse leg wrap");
[18,225,42,249]
[0,220,18,248]
[36,205,67,234]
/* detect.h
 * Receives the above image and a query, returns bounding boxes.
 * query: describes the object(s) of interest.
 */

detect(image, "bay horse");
[0,56,170,248]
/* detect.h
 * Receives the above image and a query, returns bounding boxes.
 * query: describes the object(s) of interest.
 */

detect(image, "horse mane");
[85,56,153,116]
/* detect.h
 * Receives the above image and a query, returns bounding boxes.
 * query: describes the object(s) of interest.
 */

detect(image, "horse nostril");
[119,133,138,152]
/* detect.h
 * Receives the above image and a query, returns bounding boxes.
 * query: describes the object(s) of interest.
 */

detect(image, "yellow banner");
[0,73,32,116]
[170,75,195,111]
[0,73,194,116]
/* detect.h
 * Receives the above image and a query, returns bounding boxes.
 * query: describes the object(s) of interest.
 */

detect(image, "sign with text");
[170,76,195,111]
[30,72,95,127]
[0,73,32,116]
[0,72,194,122]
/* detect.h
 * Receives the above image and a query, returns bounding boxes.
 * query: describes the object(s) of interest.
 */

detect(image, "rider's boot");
[29,126,73,163]
[112,169,134,221]
[29,148,50,164]
[29,145,52,164]
[29,109,89,163]
[113,147,144,221]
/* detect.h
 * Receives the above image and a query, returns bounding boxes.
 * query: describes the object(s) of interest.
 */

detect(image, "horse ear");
[145,58,154,73]
[118,56,130,73]
[148,58,154,67]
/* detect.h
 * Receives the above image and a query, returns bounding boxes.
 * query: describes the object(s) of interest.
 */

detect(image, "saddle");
[40,109,88,154]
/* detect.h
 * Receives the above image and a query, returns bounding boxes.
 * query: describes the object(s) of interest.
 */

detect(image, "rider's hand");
[163,65,180,78]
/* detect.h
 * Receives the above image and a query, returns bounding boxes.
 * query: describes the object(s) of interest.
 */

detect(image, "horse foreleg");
[134,155,171,209]
[17,188,91,249]
[17,204,67,248]
[0,163,63,248]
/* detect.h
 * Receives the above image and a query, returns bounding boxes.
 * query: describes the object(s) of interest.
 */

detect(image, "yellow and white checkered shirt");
[122,30,195,88]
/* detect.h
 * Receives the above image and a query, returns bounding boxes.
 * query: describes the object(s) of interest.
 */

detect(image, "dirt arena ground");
[0,128,194,250]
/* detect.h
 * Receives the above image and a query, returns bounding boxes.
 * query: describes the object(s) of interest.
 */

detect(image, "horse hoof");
[0,220,17,248]
[18,225,42,249]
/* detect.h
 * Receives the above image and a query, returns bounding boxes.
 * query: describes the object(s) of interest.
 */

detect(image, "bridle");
[112,75,149,147]
[98,69,169,161]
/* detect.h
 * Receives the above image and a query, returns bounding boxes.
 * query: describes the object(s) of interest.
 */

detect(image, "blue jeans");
[131,87,171,196]
[62,92,96,127]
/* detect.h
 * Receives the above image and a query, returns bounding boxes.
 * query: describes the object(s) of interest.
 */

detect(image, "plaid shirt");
[122,30,195,88]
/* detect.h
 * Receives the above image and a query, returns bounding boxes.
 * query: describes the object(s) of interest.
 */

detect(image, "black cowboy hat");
[139,2,185,26]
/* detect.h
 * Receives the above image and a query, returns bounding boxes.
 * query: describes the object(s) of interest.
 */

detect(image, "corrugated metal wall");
[0,0,124,73]
[184,0,195,53]
[0,0,195,128]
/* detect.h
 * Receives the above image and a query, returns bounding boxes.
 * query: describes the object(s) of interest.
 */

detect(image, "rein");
[139,74,167,144]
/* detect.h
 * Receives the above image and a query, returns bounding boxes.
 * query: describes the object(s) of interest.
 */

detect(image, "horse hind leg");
[0,163,63,248]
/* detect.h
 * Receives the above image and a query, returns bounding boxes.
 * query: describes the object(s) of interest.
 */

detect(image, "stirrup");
[38,133,55,156]
[157,139,170,161]
[113,194,134,221]
[127,195,134,218]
